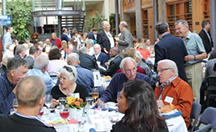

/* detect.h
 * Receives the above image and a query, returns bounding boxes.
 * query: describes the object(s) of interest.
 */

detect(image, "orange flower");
[67,97,75,105]
[74,101,80,107]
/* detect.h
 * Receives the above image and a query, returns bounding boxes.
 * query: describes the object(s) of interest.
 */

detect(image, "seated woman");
[51,65,89,101]
[111,80,168,132]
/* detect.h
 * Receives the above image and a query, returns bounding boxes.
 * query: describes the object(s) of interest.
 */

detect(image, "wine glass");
[92,87,99,102]
[38,107,44,117]
[59,108,69,123]
[45,95,53,109]
[13,99,18,110]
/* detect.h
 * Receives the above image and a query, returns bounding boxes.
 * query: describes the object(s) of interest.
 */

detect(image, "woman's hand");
[49,99,59,108]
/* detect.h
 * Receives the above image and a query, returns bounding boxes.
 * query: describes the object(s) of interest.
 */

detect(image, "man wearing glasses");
[155,59,193,128]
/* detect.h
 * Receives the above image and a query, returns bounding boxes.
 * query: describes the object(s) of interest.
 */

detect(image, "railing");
[32,0,86,11]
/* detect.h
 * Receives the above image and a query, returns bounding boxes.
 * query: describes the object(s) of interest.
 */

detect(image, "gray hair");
[157,59,178,76]
[16,76,46,107]
[7,57,28,73]
[67,53,79,64]
[120,21,128,28]
[16,45,26,54]
[2,51,14,65]
[33,55,49,69]
[79,47,89,54]
[120,57,137,70]
[85,39,94,46]
[175,20,188,27]
[102,21,109,28]
[59,65,77,81]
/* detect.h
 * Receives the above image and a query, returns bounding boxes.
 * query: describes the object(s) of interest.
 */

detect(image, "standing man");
[0,57,28,114]
[155,21,188,82]
[50,32,61,49]
[97,21,115,54]
[3,26,13,51]
[87,28,97,41]
[199,20,213,54]
[116,21,133,55]
[175,20,206,103]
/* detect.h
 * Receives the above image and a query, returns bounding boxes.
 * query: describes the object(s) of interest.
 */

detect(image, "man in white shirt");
[3,26,13,51]
[97,21,115,54]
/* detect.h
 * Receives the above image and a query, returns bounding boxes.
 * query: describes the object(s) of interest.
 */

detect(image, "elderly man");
[155,21,188,82]
[86,39,95,56]
[67,53,94,94]
[175,20,206,103]
[99,57,150,103]
[3,26,13,51]
[15,45,27,58]
[28,55,53,95]
[155,59,193,128]
[0,76,56,132]
[0,49,14,74]
[97,21,115,54]
[79,47,98,70]
[116,21,133,55]
[50,32,61,49]
[0,57,28,114]
[93,44,109,69]
[25,46,39,69]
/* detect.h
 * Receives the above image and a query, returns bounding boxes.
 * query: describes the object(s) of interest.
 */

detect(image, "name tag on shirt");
[164,96,173,104]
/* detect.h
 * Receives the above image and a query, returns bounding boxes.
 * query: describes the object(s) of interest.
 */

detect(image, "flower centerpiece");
[66,97,86,109]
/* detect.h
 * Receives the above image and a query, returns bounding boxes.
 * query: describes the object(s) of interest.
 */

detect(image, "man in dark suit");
[154,21,188,82]
[100,46,122,76]
[116,21,133,55]
[0,76,56,132]
[93,44,109,69]
[97,21,115,54]
[61,28,70,42]
[79,47,98,70]
[87,28,97,41]
[199,20,213,54]
[25,46,39,69]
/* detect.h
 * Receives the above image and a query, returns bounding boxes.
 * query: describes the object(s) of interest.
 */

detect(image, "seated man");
[0,57,28,114]
[28,55,53,95]
[0,76,56,132]
[155,59,193,128]
[99,57,151,103]
[25,46,39,69]
[93,44,109,69]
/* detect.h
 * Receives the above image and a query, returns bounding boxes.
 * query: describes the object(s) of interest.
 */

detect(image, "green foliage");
[6,0,32,41]
[88,11,107,31]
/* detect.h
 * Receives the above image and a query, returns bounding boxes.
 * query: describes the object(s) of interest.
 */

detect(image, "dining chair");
[194,124,212,132]
[190,102,202,132]
[196,107,216,132]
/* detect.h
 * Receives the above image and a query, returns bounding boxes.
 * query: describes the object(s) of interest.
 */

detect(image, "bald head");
[16,76,46,107]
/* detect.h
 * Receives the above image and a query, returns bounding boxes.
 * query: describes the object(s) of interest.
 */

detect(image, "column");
[135,0,143,38]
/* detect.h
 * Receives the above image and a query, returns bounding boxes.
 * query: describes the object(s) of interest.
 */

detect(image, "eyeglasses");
[63,66,75,77]
[157,68,172,73]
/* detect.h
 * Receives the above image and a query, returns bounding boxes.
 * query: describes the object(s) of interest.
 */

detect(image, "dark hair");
[155,22,169,35]
[7,57,28,73]
[121,80,167,132]
[202,20,209,28]
[6,26,12,31]
[92,28,97,32]
[48,48,61,60]
[29,46,39,55]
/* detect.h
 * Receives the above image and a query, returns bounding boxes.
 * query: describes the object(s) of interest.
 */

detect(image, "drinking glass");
[92,87,99,102]
[38,107,44,117]
[59,108,69,123]
[13,99,18,110]
[85,97,94,109]
[59,97,66,107]
[45,95,53,108]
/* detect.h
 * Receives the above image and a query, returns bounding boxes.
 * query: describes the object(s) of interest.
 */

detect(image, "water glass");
[45,95,53,108]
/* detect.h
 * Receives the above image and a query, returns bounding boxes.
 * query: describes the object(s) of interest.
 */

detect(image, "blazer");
[97,30,113,53]
[154,33,188,82]
[79,53,98,70]
[61,33,70,42]
[94,52,109,68]
[25,56,34,69]
[118,29,133,55]
[0,114,56,132]
[199,29,213,54]
[87,32,96,40]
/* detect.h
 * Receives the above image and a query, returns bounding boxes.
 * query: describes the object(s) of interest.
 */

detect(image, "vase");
[69,108,83,119]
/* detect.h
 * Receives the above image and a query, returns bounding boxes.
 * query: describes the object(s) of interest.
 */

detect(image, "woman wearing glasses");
[111,80,168,132]
[51,65,89,101]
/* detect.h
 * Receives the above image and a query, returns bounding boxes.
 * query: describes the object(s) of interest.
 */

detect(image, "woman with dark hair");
[112,80,168,132]
[47,48,67,76]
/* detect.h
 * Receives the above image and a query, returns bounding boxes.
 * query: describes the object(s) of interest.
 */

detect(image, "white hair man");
[27,55,53,95]
[155,59,193,128]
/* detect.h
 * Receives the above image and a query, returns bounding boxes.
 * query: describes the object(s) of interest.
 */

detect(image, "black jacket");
[79,53,98,70]
[199,29,213,54]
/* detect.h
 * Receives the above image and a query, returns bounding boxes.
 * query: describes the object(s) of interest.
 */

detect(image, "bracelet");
[194,55,197,60]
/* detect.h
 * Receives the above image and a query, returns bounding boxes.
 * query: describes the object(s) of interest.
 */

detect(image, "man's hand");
[97,99,105,106]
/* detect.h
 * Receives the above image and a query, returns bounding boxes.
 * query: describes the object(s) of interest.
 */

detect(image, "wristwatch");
[194,55,197,60]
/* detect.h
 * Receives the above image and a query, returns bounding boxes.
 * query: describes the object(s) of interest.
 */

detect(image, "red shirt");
[137,48,151,61]
[50,38,61,49]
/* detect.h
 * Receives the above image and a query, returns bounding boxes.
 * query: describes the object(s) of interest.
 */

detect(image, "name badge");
[164,96,173,104]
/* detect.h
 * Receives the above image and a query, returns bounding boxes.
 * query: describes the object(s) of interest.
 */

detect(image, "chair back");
[200,107,216,130]
[190,102,202,132]
[206,75,216,107]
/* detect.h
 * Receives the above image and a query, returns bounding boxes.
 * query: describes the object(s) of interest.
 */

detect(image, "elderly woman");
[51,65,89,101]
[111,80,168,132]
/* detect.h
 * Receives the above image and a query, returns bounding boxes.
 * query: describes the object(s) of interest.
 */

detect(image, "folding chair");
[190,102,202,132]
[196,107,216,132]
[206,75,216,107]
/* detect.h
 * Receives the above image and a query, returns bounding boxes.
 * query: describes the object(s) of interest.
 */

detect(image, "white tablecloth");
[165,116,187,132]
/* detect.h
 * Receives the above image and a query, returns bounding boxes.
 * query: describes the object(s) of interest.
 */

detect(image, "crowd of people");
[0,19,214,131]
